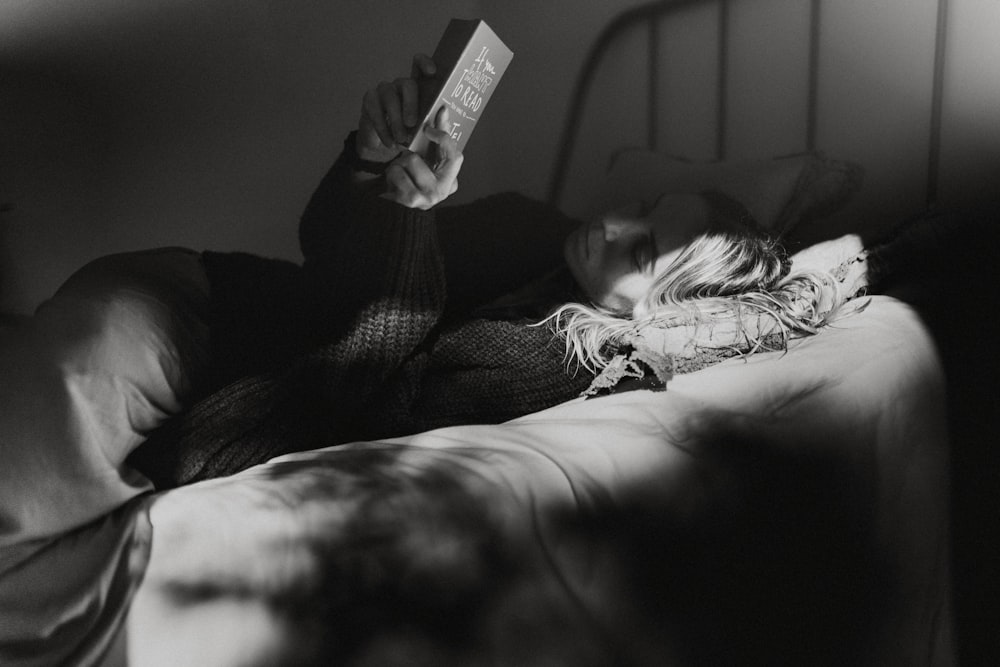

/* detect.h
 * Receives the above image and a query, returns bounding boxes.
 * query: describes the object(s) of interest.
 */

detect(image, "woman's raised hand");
[381,109,463,210]
[357,53,435,162]
[356,53,463,210]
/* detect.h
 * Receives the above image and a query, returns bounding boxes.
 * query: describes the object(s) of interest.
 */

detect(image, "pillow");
[0,247,211,545]
[583,232,873,396]
[588,149,863,238]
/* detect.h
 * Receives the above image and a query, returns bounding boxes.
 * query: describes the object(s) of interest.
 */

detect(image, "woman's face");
[563,193,722,311]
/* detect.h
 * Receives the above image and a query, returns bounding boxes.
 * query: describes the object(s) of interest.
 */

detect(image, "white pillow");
[0,247,210,545]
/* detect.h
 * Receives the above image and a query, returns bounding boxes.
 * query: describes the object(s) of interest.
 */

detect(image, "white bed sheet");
[120,295,953,666]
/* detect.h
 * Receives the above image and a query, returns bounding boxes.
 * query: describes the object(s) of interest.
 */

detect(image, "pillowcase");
[790,232,870,302]
[588,148,863,238]
[0,247,210,545]
[582,232,872,397]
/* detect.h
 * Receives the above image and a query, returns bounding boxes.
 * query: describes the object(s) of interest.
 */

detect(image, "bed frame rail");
[546,0,950,210]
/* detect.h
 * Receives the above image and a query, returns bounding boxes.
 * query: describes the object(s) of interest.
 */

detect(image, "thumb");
[434,106,452,134]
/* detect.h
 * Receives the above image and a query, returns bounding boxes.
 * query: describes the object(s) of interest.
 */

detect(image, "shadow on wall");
[0,67,114,314]
[0,202,11,312]
[0,0,482,315]
[3,1,996,314]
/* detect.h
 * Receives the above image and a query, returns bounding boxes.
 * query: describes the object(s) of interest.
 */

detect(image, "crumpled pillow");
[0,247,211,545]
[588,148,864,238]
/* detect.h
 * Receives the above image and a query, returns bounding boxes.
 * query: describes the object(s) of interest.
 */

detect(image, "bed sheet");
[122,295,953,666]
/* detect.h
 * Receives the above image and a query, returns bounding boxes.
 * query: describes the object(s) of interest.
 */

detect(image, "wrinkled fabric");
[126,296,953,666]
[0,248,207,666]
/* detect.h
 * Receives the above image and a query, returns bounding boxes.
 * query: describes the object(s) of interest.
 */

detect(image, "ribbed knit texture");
[129,136,593,488]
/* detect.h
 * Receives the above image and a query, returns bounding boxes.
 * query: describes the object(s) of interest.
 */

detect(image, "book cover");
[408,19,514,159]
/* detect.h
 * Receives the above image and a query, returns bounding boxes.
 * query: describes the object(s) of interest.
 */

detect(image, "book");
[407,19,514,159]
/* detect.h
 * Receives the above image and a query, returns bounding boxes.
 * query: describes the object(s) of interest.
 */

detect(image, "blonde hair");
[542,230,844,374]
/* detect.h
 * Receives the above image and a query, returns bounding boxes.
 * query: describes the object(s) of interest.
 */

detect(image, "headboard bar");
[716,0,730,161]
[927,0,950,209]
[547,0,949,210]
[546,0,709,205]
[806,0,822,153]
[648,18,660,150]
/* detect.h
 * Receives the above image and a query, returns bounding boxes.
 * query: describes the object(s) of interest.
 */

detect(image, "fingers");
[398,78,418,128]
[411,53,437,79]
[384,162,430,210]
[366,77,422,149]
[435,105,452,131]
[423,108,461,179]
[382,147,464,211]
[424,124,459,162]
[435,151,464,188]
[377,81,407,145]
[356,54,443,169]
[389,153,437,193]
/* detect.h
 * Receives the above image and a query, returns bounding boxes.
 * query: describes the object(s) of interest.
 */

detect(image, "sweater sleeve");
[133,136,450,486]
[291,135,449,429]
[354,318,595,441]
[135,139,588,486]
[297,133,445,342]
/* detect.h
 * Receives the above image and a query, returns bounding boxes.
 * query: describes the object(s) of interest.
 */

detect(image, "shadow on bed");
[868,205,1000,665]
[177,425,886,666]
[124,207,994,666]
[559,432,887,667]
[254,205,994,667]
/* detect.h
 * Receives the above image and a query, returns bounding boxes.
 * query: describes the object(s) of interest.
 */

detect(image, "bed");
[3,1,997,665]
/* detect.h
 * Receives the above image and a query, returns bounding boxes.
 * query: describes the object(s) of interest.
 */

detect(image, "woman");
[129,55,842,488]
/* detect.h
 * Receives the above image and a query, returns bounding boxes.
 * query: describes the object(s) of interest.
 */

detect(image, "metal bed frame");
[546,0,951,209]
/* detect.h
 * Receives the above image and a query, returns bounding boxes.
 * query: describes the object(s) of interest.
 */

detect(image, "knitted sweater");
[129,137,593,488]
